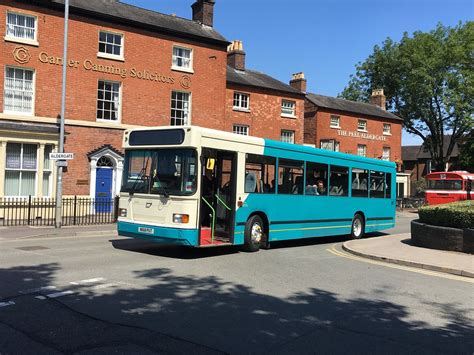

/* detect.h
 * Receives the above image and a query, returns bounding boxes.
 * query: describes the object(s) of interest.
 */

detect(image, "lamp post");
[55,0,69,228]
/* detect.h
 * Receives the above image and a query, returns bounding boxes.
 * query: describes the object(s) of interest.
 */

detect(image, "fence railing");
[0,196,119,227]
[396,197,425,209]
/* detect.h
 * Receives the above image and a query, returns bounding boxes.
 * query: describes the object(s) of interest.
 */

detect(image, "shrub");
[418,200,474,229]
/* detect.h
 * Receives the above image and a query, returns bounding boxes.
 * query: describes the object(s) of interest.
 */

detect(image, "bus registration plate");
[138,227,154,235]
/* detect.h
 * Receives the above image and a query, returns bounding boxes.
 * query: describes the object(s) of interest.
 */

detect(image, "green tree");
[340,22,474,171]
[457,129,474,171]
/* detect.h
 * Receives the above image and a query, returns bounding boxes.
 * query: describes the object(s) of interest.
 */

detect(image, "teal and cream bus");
[117,126,396,252]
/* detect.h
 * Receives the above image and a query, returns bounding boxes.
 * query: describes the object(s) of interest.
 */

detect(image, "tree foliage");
[340,22,474,171]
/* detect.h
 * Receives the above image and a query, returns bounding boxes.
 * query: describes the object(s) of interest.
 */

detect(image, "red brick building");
[0,0,402,203]
[225,41,305,144]
[297,81,402,163]
[0,0,229,199]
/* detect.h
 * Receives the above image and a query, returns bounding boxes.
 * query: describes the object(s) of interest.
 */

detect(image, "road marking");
[70,277,106,285]
[20,285,57,294]
[327,245,474,283]
[92,282,119,290]
[46,290,75,298]
[35,296,46,300]
[0,301,15,308]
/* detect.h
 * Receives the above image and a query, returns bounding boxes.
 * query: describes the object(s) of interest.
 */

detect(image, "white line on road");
[35,296,46,300]
[20,286,57,294]
[92,282,120,290]
[0,301,15,308]
[46,290,75,298]
[70,277,106,285]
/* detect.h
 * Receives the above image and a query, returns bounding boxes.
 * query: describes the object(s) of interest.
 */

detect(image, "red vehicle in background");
[425,171,473,205]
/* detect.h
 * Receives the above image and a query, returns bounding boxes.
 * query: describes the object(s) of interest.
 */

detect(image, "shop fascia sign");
[337,129,387,142]
[36,51,191,89]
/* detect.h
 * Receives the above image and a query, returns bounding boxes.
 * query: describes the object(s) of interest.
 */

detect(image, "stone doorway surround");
[87,145,124,200]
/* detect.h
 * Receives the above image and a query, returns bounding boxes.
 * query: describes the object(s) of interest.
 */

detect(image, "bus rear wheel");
[351,214,365,239]
[242,215,264,252]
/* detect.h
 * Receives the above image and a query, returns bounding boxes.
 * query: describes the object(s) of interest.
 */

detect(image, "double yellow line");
[327,244,474,283]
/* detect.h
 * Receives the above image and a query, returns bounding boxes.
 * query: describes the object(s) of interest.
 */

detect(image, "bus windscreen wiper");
[151,174,170,198]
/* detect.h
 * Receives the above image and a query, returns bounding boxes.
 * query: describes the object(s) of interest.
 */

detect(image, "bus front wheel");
[351,214,365,239]
[242,215,264,252]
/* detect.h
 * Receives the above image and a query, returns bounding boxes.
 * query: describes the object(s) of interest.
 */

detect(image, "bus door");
[200,149,237,246]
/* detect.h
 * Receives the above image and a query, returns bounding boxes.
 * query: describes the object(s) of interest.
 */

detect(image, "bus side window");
[329,165,349,196]
[385,173,392,198]
[278,158,304,195]
[351,168,368,197]
[370,171,385,198]
[245,154,276,193]
[306,162,328,196]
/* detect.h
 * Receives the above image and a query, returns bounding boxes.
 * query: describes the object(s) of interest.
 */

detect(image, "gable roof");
[30,0,228,46]
[306,93,402,121]
[402,136,460,161]
[227,66,304,96]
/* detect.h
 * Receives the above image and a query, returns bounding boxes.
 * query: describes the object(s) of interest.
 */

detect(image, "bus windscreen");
[121,148,197,196]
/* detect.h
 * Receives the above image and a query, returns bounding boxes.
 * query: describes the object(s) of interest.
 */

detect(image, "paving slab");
[343,233,474,278]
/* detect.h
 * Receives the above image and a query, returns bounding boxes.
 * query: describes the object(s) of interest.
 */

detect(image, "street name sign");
[56,160,68,167]
[50,153,74,160]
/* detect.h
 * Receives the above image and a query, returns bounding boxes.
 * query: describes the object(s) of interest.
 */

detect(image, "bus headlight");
[173,214,189,223]
[119,208,127,217]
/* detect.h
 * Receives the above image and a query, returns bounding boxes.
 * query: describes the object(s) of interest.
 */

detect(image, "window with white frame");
[383,123,391,135]
[42,145,53,196]
[171,91,191,126]
[281,130,295,144]
[4,143,37,197]
[357,144,367,157]
[233,92,249,111]
[281,100,296,117]
[320,139,339,151]
[6,12,36,41]
[382,147,391,161]
[96,80,121,122]
[330,115,340,128]
[358,119,367,131]
[98,31,123,58]
[4,67,34,114]
[172,46,192,70]
[233,124,249,136]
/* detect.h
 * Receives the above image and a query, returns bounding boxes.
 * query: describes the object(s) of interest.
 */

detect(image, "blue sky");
[123,0,473,145]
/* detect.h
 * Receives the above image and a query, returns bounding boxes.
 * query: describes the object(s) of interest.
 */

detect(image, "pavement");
[0,224,117,240]
[343,233,474,278]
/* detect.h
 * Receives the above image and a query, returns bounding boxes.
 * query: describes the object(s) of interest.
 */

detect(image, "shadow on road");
[110,232,389,259]
[0,263,472,353]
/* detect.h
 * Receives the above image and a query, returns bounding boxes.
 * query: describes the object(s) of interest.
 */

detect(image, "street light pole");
[55,0,69,228]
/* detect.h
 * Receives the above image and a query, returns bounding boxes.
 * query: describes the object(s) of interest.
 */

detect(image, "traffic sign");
[50,152,74,160]
[56,160,68,167]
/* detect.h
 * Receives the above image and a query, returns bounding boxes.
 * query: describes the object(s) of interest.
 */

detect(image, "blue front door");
[95,168,113,212]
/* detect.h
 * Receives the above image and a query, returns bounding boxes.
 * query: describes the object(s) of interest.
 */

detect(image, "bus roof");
[124,125,396,169]
[426,171,474,180]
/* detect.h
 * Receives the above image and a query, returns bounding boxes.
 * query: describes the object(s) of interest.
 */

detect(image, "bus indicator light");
[173,214,189,223]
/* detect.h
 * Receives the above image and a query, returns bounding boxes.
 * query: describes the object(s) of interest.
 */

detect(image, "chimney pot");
[370,88,386,110]
[227,40,246,71]
[192,0,215,27]
[290,72,307,93]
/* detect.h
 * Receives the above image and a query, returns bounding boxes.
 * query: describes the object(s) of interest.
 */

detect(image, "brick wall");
[0,1,227,128]
[304,99,402,162]
[225,84,305,144]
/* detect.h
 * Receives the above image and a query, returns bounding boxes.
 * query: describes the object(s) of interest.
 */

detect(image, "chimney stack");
[192,0,215,27]
[370,88,386,110]
[227,40,246,71]
[290,72,307,93]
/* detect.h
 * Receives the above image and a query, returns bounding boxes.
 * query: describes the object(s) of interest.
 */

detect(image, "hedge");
[418,200,474,229]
